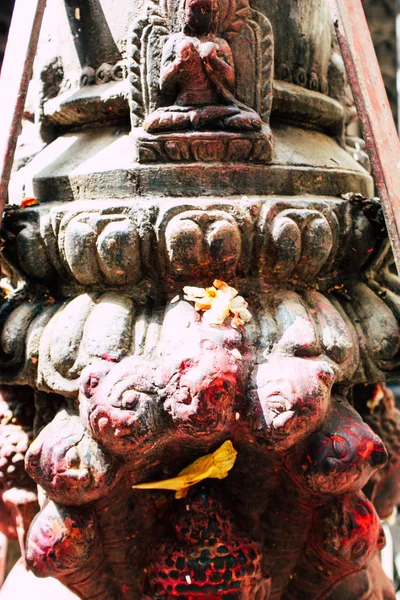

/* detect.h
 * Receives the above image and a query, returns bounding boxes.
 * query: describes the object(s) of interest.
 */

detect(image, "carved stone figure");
[143,0,263,133]
[0,0,397,599]
[284,492,386,600]
[130,0,273,162]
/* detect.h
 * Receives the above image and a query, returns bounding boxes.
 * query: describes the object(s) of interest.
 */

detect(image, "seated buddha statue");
[143,0,263,133]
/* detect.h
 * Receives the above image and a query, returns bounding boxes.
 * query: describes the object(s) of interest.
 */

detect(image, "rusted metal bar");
[0,0,47,217]
[329,0,400,274]
[396,0,400,132]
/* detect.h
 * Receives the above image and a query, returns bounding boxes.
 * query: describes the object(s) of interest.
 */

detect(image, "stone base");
[133,126,273,164]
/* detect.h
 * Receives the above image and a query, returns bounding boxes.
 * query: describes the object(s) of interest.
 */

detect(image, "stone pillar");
[0,1,398,598]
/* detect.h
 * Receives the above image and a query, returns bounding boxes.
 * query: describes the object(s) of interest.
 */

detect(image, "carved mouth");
[264,395,296,431]
[272,410,296,429]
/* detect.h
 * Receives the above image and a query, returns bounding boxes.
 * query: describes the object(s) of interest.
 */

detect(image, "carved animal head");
[25,410,120,505]
[79,358,162,458]
[160,301,246,438]
[288,399,387,495]
[163,342,242,437]
[26,500,98,578]
[310,492,386,570]
[253,355,334,451]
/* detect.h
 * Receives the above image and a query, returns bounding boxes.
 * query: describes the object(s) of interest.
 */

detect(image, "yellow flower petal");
[205,287,218,298]
[192,299,213,310]
[183,281,252,327]
[213,280,238,299]
[132,440,237,499]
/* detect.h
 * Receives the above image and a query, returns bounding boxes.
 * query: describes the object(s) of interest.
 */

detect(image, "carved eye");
[89,375,99,388]
[84,374,100,397]
[377,529,386,549]
[331,435,350,460]
[120,390,142,410]
[318,367,334,387]
[352,540,367,557]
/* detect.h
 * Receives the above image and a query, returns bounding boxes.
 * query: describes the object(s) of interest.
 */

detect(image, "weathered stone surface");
[9,124,373,203]
[134,127,273,164]
[0,0,397,599]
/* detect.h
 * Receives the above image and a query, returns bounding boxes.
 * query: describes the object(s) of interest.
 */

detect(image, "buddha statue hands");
[143,0,263,133]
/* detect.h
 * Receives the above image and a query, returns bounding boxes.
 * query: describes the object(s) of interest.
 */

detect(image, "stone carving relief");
[129,0,274,162]
[0,386,38,559]
[0,186,396,597]
[0,191,397,600]
[0,0,397,597]
[9,291,392,598]
[0,196,381,291]
[80,61,127,87]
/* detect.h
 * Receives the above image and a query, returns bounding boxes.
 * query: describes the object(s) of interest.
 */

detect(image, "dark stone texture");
[0,1,398,599]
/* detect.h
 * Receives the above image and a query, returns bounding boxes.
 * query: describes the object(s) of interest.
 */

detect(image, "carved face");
[158,300,245,438]
[289,400,387,495]
[163,342,241,437]
[311,493,385,569]
[253,356,334,451]
[26,500,97,578]
[184,0,219,34]
[79,358,161,458]
[26,411,119,505]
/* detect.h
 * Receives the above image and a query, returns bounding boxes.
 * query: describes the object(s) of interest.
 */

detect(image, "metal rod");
[329,0,400,274]
[396,0,400,132]
[0,0,47,216]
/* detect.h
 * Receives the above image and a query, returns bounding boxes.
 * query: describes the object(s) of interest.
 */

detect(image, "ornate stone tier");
[0,278,399,394]
[9,124,372,204]
[133,127,273,164]
[20,328,390,598]
[34,0,344,138]
[1,195,383,291]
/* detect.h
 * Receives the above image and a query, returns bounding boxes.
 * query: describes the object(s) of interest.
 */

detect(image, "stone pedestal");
[133,126,273,164]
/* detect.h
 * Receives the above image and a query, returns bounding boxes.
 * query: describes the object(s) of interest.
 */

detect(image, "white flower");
[183,280,252,328]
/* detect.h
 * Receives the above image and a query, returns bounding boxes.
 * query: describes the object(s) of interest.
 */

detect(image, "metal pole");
[329,0,400,274]
[0,0,47,218]
[396,0,400,132]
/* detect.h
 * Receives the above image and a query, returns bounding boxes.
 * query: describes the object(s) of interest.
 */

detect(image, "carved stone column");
[0,1,399,599]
